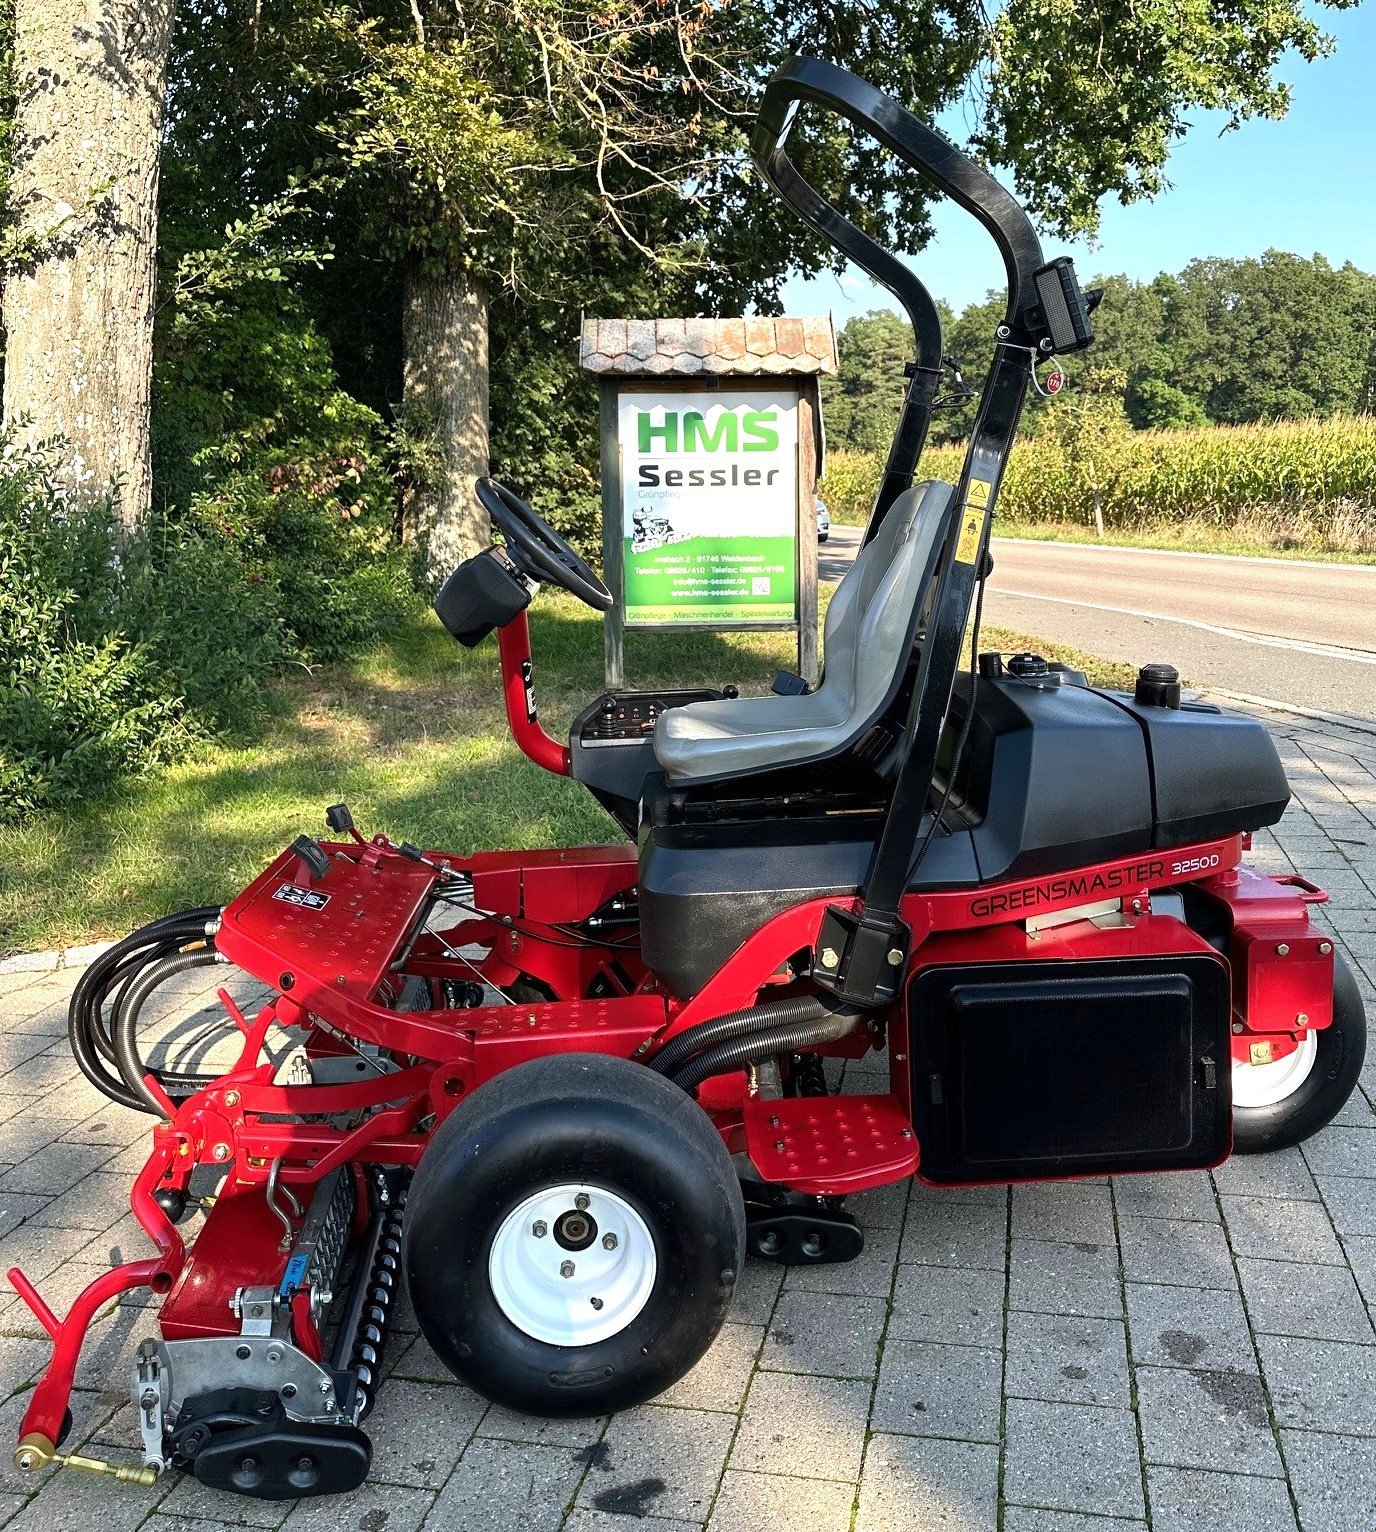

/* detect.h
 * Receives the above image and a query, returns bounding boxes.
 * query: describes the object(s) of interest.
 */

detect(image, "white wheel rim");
[1232,1031,1319,1110]
[488,1183,657,1347]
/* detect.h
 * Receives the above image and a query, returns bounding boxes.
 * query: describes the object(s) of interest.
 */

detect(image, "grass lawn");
[0,595,1139,957]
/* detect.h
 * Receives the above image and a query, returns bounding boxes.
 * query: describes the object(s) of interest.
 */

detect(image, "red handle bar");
[497,611,571,776]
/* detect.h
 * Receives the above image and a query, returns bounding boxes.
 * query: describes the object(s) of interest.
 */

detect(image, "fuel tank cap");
[1135,662,1182,709]
[1006,652,1049,678]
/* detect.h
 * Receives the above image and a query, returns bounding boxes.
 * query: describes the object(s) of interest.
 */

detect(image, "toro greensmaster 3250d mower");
[11,56,1365,1501]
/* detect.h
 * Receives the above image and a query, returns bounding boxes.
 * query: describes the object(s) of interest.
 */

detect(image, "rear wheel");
[1232,950,1366,1153]
[404,1053,744,1415]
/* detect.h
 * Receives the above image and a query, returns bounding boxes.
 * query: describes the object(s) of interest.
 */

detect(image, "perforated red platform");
[743,1093,919,1194]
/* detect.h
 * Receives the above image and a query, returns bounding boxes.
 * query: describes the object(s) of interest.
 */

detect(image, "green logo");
[636,409,778,453]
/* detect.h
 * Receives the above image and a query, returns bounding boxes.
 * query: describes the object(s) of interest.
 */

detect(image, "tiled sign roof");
[579,316,838,376]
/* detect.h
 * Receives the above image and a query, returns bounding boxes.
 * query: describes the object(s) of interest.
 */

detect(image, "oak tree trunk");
[2,0,177,534]
[401,261,490,580]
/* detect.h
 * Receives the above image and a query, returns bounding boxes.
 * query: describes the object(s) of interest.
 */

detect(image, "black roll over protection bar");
[750,57,1098,1007]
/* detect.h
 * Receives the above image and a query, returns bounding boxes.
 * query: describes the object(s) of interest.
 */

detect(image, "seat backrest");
[809,479,954,730]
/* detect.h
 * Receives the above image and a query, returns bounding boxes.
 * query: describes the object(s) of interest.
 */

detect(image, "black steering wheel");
[476,477,612,612]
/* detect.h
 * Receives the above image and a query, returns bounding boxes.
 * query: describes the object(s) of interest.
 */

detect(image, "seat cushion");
[653,481,955,784]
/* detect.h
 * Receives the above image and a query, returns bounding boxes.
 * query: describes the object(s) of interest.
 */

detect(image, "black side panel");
[1095,693,1290,847]
[909,954,1231,1183]
[639,817,979,999]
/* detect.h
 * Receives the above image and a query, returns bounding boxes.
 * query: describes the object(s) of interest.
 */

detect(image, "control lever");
[290,836,332,882]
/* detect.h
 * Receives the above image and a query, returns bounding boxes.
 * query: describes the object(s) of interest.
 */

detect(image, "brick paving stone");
[1145,1465,1298,1532]
[707,1469,856,1532]
[659,1321,763,1411]
[476,1405,606,1452]
[729,1370,869,1482]
[576,1405,733,1522]
[899,1198,1006,1271]
[1218,1196,1346,1265]
[361,1378,483,1487]
[728,1260,783,1327]
[870,1338,1003,1442]
[1003,1398,1145,1520]
[1315,1174,1376,1237]
[422,1438,583,1532]
[1005,1311,1130,1408]
[1003,1511,1146,1532]
[1256,1333,1376,1435]
[856,1433,998,1532]
[1134,1365,1284,1477]
[887,1263,1005,1347]
[1124,1282,1257,1374]
[1280,1428,1376,1532]
[1011,1183,1117,1244]
[567,1512,700,1532]
[1211,1147,1318,1201]
[1112,1171,1220,1224]
[1237,1254,1375,1343]
[1008,1238,1123,1320]
[1118,1216,1237,1290]
[1303,1124,1376,1178]
[761,1290,884,1378]
[155,1472,284,1527]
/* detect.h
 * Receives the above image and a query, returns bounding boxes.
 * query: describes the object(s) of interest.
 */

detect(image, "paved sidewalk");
[0,702,1372,1532]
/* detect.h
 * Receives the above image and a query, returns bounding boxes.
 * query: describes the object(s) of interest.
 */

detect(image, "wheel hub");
[488,1184,656,1347]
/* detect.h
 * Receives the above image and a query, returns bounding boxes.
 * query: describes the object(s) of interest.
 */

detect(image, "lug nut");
[574,1193,590,1211]
[602,1232,618,1251]
[590,1297,604,1311]
[560,1260,575,1278]
[532,1220,547,1238]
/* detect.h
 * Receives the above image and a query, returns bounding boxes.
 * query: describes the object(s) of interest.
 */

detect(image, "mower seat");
[652,481,955,784]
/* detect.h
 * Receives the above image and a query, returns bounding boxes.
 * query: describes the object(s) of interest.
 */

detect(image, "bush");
[0,451,191,821]
[823,414,1376,555]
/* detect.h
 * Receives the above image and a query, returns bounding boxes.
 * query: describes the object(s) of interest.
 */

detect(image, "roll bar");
[751,57,1095,535]
[750,57,1099,1007]
[752,55,1046,327]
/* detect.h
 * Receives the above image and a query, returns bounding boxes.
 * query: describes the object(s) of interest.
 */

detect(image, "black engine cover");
[908,952,1231,1183]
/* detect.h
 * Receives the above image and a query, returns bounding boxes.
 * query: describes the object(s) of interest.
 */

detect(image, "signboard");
[616,386,799,626]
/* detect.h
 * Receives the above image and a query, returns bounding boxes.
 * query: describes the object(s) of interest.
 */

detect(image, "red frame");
[8,620,1339,1465]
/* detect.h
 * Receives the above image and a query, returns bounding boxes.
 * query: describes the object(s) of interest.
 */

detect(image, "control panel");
[578,689,727,747]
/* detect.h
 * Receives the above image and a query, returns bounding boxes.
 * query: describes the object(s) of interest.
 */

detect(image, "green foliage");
[153,202,419,661]
[0,446,236,823]
[824,414,1376,557]
[819,310,927,457]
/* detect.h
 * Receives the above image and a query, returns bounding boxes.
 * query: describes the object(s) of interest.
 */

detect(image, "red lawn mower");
[11,57,1365,1500]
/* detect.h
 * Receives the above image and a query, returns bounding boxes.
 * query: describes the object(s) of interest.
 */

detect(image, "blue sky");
[778,8,1375,322]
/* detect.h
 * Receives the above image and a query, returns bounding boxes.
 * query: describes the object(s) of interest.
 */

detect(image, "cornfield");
[823,415,1376,555]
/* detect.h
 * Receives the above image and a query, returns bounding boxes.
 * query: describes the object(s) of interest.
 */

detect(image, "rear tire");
[404,1053,745,1416]
[1232,950,1366,1154]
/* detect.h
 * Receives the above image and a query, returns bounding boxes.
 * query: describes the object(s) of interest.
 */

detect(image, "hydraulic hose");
[647,995,838,1079]
[67,908,223,1114]
[115,948,224,1117]
[669,1008,863,1093]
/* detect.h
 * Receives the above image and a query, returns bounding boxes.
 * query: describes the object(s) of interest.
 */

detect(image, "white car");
[816,498,831,543]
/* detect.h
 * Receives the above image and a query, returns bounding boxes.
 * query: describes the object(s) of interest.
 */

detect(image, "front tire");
[1232,950,1367,1153]
[404,1053,745,1416]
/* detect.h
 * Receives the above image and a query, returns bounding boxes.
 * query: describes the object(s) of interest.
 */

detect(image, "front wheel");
[1232,950,1367,1153]
[404,1053,745,1416]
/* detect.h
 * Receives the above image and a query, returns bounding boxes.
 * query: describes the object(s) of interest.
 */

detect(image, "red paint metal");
[497,612,571,775]
[744,1093,918,1194]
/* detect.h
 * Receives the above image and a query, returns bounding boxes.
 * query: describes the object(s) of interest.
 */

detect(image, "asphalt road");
[818,525,1376,725]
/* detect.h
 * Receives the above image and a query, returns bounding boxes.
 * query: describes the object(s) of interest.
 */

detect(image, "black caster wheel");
[404,1053,745,1416]
[1233,950,1367,1154]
